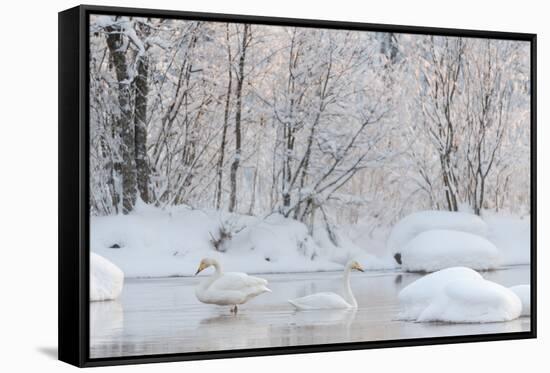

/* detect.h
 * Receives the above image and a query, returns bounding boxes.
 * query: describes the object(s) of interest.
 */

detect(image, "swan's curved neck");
[342,266,357,308]
[211,260,222,275]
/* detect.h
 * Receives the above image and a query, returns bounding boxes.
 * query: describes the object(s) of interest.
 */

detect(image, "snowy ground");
[90,265,530,358]
[90,205,530,278]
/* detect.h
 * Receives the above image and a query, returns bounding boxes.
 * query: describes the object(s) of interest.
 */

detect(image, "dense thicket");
[89,16,531,231]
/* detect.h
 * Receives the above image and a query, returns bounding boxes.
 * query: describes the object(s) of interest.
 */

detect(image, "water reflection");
[291,308,357,326]
[90,300,123,341]
[90,266,531,358]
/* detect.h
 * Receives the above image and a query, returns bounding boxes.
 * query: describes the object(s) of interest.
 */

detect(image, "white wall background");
[0,0,545,371]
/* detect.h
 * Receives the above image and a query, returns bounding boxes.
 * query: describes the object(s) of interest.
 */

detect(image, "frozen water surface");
[90,265,531,358]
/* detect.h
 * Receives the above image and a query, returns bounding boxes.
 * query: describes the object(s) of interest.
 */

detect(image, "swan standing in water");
[288,260,364,310]
[194,258,271,314]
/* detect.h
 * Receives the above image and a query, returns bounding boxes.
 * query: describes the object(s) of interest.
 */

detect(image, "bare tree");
[229,24,251,213]
[463,40,512,215]
[133,20,152,203]
[89,16,530,225]
[215,25,233,210]
[105,21,137,214]
[415,36,464,212]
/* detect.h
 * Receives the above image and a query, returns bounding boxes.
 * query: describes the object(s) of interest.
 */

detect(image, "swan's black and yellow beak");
[195,261,207,275]
[357,267,365,272]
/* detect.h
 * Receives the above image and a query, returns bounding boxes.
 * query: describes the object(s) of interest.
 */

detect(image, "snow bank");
[313,223,397,271]
[91,204,529,278]
[399,267,483,320]
[342,215,393,258]
[387,210,489,255]
[417,278,522,323]
[91,204,389,278]
[400,230,500,272]
[485,214,530,266]
[509,285,530,316]
[90,252,124,301]
[399,267,522,323]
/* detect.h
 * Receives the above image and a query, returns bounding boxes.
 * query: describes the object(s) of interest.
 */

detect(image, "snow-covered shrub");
[209,217,245,253]
[387,210,489,257]
[90,252,124,301]
[400,229,500,272]
[509,284,530,316]
[399,267,522,323]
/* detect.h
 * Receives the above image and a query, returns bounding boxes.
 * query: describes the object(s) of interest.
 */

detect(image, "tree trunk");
[440,154,459,212]
[216,25,232,210]
[100,134,119,214]
[134,22,151,204]
[282,124,294,212]
[228,24,250,213]
[106,24,137,214]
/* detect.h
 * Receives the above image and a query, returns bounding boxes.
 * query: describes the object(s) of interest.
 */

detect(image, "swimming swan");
[194,258,271,313]
[288,260,364,310]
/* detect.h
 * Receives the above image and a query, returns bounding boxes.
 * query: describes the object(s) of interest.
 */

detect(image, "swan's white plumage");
[288,292,352,310]
[288,260,363,310]
[195,259,271,307]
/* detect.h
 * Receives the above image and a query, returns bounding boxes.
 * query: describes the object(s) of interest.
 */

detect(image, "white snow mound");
[91,204,392,277]
[509,285,530,316]
[387,210,489,255]
[399,267,521,323]
[399,267,483,320]
[90,252,124,301]
[400,229,500,272]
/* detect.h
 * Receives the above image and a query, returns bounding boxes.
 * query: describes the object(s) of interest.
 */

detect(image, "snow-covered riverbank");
[90,204,530,278]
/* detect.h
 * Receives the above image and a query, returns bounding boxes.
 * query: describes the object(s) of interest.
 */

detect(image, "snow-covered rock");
[399,267,522,323]
[399,267,483,320]
[417,278,522,323]
[387,210,489,257]
[509,285,530,316]
[400,229,500,272]
[90,252,124,301]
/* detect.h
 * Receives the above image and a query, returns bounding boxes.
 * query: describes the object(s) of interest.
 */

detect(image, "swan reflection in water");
[289,261,364,310]
[194,306,357,351]
[89,266,531,358]
[199,313,252,326]
[197,307,357,328]
[90,300,124,340]
[290,308,357,326]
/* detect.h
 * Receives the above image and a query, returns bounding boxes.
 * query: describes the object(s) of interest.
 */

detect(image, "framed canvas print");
[58,5,537,367]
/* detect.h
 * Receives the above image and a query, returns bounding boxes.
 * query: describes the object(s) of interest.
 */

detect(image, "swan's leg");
[230,305,238,314]
[234,305,238,314]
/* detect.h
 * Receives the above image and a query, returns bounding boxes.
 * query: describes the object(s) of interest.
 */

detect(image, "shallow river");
[90,265,531,358]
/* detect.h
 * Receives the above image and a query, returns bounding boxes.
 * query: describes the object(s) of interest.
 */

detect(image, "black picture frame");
[58,4,537,368]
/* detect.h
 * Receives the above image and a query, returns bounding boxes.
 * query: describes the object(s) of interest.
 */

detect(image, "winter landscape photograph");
[88,14,532,359]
